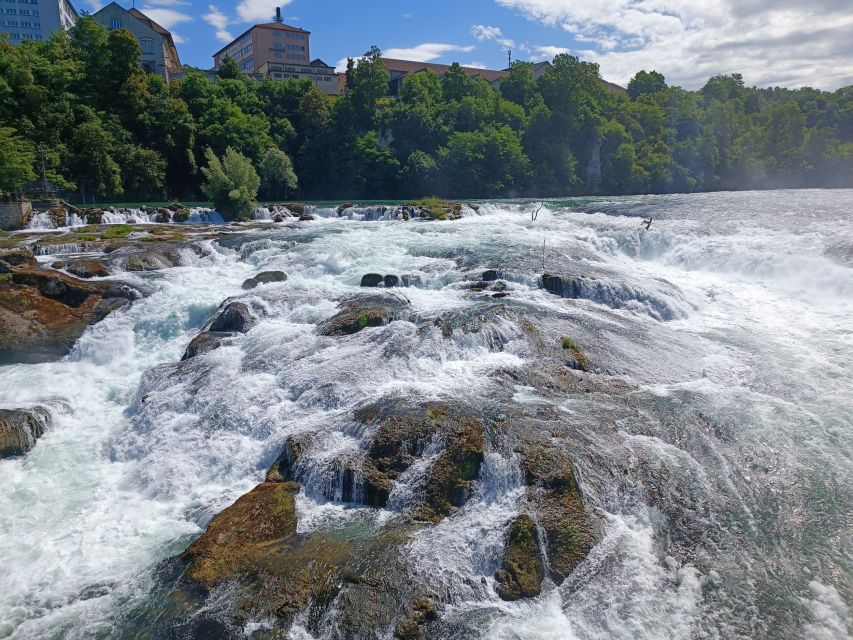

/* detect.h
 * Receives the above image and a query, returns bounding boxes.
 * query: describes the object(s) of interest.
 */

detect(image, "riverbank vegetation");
[1,20,851,202]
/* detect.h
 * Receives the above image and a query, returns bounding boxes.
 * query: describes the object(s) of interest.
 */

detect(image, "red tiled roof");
[380,58,509,83]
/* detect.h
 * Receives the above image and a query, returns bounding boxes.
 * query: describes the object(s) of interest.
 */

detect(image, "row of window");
[0,19,39,26]
[2,8,40,15]
[270,72,333,82]
[0,0,39,4]
[240,57,254,70]
[2,31,41,38]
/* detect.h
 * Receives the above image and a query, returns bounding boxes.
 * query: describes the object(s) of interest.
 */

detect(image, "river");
[0,190,850,639]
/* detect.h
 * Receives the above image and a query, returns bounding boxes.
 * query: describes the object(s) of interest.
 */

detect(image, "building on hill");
[90,3,181,81]
[258,58,345,95]
[380,58,625,97]
[213,9,310,75]
[0,0,77,44]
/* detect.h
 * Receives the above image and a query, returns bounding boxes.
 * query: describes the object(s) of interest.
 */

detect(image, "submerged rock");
[241,270,288,290]
[181,331,237,361]
[494,514,544,601]
[317,296,404,336]
[0,407,52,458]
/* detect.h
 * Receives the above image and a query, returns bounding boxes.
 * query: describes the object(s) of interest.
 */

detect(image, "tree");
[201,147,260,220]
[258,147,298,200]
[0,127,35,193]
[217,57,242,80]
[69,117,123,200]
[627,70,667,101]
[501,62,539,109]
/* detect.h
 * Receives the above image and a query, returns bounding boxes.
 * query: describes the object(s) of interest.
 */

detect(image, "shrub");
[101,224,133,239]
[200,147,260,221]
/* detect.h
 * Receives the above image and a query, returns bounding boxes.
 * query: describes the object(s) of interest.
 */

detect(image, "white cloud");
[471,24,516,49]
[138,6,193,30]
[203,5,233,43]
[236,0,293,23]
[496,0,853,89]
[383,43,475,63]
[462,61,488,69]
[532,45,570,60]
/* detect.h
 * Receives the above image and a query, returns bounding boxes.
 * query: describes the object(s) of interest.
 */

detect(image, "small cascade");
[26,212,56,230]
[34,242,96,256]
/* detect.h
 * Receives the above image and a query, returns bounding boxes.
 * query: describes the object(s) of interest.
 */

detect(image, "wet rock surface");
[207,302,255,334]
[318,294,407,336]
[241,270,288,290]
[494,514,545,600]
[0,264,135,364]
[181,331,237,360]
[0,406,51,458]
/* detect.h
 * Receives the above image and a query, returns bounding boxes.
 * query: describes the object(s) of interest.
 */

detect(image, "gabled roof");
[310,58,334,68]
[127,7,181,68]
[213,21,310,58]
[380,58,508,83]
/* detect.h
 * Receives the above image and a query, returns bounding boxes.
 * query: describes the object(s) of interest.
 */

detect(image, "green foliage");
[0,27,849,203]
[627,70,667,101]
[101,224,133,238]
[0,126,35,193]
[200,147,260,220]
[258,147,298,200]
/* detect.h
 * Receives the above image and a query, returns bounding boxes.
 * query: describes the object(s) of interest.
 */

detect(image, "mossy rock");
[184,480,300,587]
[518,446,599,583]
[560,336,589,371]
[494,514,544,600]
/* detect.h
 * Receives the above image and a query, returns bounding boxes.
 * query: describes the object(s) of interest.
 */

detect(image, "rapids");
[0,190,850,639]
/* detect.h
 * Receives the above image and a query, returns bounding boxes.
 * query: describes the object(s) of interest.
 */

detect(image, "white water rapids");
[1,190,850,639]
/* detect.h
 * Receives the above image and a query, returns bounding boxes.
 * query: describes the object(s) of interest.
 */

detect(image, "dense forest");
[1,17,852,203]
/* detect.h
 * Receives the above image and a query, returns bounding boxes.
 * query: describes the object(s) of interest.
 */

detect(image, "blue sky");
[85,0,853,90]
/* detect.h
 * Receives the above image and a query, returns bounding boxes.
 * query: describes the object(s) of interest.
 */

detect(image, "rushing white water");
[25,207,222,229]
[1,190,851,640]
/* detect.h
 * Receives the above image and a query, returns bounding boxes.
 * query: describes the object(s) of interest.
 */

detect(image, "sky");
[82,0,853,90]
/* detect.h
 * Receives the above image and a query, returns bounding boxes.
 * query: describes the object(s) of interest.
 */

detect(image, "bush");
[200,147,260,221]
[101,224,133,239]
[258,147,298,200]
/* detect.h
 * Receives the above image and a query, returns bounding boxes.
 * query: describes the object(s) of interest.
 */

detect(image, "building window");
[140,37,153,54]
[110,18,122,29]
[274,51,281,59]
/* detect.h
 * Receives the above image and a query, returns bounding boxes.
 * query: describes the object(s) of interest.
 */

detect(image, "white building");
[0,0,77,43]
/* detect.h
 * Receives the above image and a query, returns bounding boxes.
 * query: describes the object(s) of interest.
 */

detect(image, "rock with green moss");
[560,336,589,371]
[494,514,544,600]
[184,479,300,587]
[318,295,406,336]
[518,445,599,583]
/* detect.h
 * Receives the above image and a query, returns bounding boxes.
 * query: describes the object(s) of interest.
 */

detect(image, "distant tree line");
[1,19,851,205]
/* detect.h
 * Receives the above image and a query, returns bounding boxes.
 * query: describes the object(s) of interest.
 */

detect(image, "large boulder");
[0,407,52,458]
[207,302,255,333]
[494,514,545,601]
[241,270,288,290]
[360,273,384,287]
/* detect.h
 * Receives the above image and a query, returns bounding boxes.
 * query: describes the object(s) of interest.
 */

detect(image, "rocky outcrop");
[57,260,110,279]
[108,241,200,272]
[0,266,134,364]
[242,270,288,290]
[0,407,51,458]
[494,514,544,600]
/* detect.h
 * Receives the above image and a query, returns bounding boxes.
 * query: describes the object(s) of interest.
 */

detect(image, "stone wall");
[0,200,32,230]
